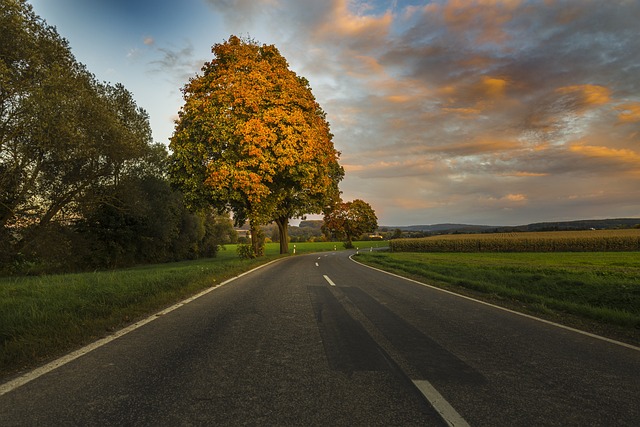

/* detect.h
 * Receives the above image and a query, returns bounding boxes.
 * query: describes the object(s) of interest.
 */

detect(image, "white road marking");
[315,262,319,267]
[0,259,283,397]
[323,275,336,287]
[413,380,470,427]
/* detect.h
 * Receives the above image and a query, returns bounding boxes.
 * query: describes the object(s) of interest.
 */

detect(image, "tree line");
[1,0,236,274]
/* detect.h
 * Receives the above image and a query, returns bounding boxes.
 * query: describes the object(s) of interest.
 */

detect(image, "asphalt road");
[1,251,638,426]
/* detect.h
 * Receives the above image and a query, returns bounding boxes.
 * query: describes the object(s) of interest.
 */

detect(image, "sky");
[27,0,640,226]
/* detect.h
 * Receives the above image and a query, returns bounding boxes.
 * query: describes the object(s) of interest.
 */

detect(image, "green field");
[356,251,640,344]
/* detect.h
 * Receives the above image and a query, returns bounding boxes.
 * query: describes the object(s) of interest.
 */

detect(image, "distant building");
[235,229,251,239]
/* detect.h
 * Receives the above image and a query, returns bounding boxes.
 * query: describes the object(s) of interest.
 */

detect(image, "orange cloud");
[442,107,482,115]
[480,76,508,97]
[488,193,528,204]
[346,55,385,78]
[569,144,640,164]
[438,75,510,115]
[502,171,549,177]
[442,0,522,44]
[616,103,640,123]
[319,0,393,38]
[555,84,611,107]
[504,193,527,202]
[386,95,412,103]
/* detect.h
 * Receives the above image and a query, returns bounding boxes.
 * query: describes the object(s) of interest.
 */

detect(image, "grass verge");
[0,254,281,378]
[355,251,640,346]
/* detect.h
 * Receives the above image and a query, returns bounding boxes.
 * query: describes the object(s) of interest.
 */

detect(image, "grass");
[355,251,640,344]
[0,241,381,377]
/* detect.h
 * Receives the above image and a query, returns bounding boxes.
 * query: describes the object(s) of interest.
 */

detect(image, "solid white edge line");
[350,255,640,352]
[412,380,470,427]
[0,258,283,397]
[323,275,337,287]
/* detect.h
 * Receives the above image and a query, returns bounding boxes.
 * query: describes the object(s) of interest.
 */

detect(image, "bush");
[236,244,256,259]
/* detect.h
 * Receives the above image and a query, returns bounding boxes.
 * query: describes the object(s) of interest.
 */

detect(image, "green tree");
[170,35,343,256]
[0,1,208,273]
[392,228,403,239]
[1,0,154,261]
[322,199,379,248]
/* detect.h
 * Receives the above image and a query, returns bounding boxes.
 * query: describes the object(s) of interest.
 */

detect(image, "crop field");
[390,229,640,252]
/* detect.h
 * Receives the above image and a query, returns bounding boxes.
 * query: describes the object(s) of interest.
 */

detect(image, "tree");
[170,35,343,256]
[322,199,378,248]
[0,1,216,274]
[1,0,154,258]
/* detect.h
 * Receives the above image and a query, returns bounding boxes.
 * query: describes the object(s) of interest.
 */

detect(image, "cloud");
[555,84,611,111]
[568,144,640,174]
[441,0,523,44]
[147,41,205,85]
[616,102,640,123]
[186,0,640,224]
[314,0,393,41]
[204,0,280,28]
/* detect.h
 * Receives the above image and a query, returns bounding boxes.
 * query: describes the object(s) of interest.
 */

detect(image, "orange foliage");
[170,35,344,251]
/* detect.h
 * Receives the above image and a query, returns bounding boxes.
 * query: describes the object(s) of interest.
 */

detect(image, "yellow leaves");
[172,35,343,227]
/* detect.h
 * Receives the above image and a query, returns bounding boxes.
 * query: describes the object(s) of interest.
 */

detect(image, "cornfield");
[390,229,640,252]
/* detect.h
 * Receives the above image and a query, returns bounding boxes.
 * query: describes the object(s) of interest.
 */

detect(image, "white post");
[293,244,296,254]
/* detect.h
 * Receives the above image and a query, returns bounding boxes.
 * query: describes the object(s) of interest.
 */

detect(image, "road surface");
[1,251,638,426]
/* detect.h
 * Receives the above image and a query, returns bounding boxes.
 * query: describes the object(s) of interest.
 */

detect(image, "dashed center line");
[323,275,337,287]
[315,262,319,267]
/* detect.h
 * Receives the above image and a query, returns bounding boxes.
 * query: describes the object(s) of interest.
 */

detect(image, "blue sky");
[28,0,640,226]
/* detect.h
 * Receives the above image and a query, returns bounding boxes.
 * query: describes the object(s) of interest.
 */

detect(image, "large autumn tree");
[170,35,344,255]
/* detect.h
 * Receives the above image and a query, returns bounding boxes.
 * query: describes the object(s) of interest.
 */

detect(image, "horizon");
[291,216,640,229]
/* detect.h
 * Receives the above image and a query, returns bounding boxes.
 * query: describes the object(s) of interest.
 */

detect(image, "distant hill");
[384,223,496,233]
[511,218,640,232]
[383,218,640,234]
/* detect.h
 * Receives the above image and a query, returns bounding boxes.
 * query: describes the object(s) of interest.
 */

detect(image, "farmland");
[390,229,640,252]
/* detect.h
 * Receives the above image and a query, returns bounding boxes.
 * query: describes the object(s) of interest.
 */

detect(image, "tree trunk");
[345,235,354,249]
[250,222,264,257]
[275,216,289,254]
